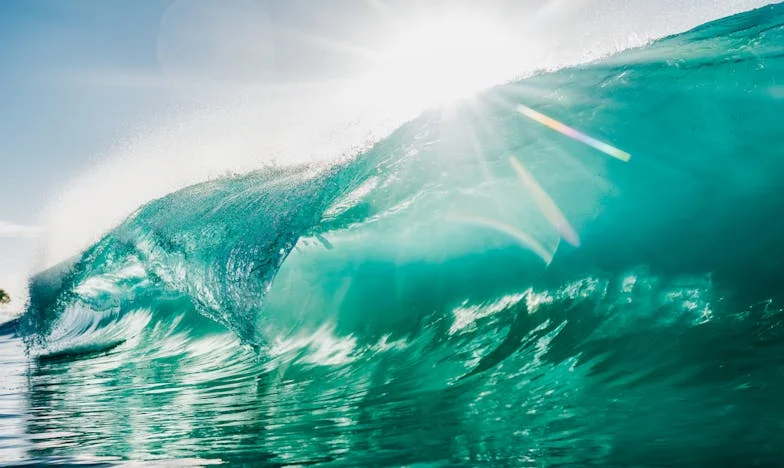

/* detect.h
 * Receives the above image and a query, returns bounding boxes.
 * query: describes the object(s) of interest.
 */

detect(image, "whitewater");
[2,4,784,466]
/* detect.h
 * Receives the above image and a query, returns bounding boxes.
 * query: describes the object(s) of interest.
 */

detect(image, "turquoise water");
[3,4,784,465]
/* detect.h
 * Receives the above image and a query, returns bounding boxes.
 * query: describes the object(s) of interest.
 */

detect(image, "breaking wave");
[7,4,784,465]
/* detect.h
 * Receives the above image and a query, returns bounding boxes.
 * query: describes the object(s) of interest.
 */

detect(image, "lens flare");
[517,104,631,162]
[509,156,581,247]
[450,214,555,265]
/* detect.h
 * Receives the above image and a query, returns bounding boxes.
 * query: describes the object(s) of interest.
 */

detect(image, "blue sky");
[0,0,774,308]
[1,2,166,217]
[0,0,389,225]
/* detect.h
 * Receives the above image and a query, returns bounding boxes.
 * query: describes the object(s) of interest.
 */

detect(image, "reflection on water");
[0,324,29,464]
[3,270,784,466]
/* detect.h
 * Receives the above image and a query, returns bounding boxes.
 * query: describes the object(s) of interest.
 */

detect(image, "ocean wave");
[11,4,784,465]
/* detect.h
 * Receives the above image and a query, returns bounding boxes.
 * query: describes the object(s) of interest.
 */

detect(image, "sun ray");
[282,27,381,62]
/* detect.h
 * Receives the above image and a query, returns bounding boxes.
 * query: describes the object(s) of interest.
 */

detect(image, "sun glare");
[358,13,517,113]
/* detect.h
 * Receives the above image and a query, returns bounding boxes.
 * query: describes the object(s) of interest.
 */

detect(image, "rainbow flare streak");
[449,214,555,265]
[509,156,581,247]
[517,105,632,162]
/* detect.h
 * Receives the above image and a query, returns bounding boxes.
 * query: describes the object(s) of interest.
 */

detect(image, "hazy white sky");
[0,0,775,309]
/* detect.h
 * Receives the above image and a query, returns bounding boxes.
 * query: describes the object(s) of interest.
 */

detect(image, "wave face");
[9,4,784,466]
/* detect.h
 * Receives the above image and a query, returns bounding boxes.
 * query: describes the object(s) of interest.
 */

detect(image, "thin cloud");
[0,221,42,238]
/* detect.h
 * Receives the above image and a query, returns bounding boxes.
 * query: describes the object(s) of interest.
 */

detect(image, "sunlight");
[357,12,517,113]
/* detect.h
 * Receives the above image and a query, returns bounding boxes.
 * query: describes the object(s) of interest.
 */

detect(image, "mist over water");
[3,3,784,466]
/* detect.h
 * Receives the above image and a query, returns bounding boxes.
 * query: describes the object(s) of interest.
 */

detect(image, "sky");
[0,0,775,312]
